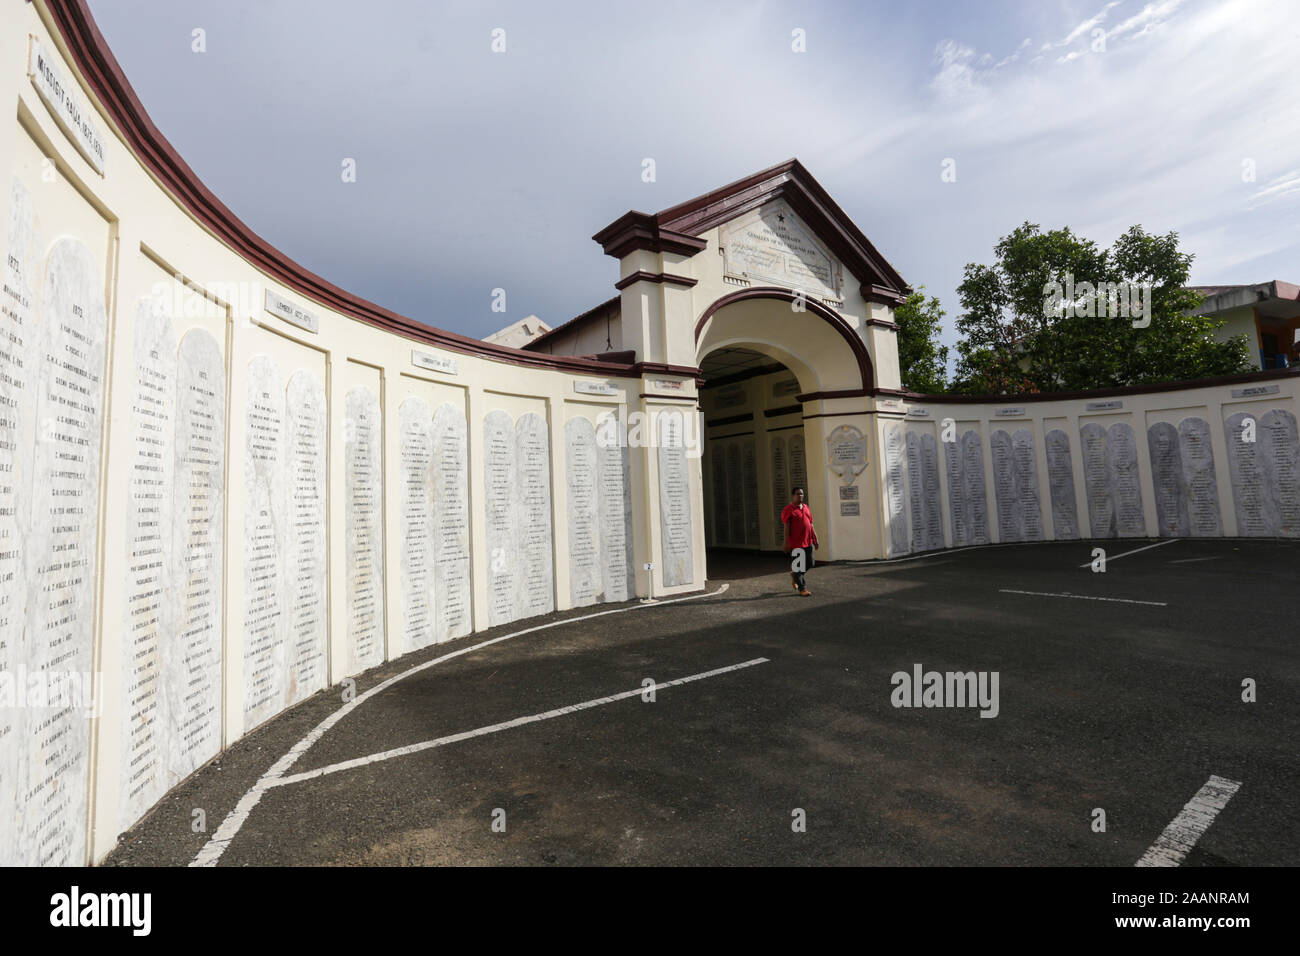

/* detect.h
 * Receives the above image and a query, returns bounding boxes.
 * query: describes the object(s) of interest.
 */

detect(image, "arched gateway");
[528,159,913,565]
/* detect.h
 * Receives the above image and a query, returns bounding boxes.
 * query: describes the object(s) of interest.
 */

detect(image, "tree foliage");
[952,223,1252,394]
[894,288,949,393]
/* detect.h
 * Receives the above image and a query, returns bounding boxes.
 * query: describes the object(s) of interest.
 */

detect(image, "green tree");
[894,288,949,393]
[953,223,1252,394]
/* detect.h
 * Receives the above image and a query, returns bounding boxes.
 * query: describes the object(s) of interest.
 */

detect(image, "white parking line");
[190,582,731,867]
[999,588,1167,607]
[268,658,770,789]
[1136,775,1242,867]
[1077,538,1178,568]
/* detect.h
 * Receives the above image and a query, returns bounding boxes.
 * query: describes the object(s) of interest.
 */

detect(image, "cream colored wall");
[2,3,711,864]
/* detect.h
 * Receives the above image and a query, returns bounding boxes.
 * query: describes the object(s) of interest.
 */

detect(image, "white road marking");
[1168,556,1218,565]
[1077,538,1178,568]
[190,582,731,866]
[1135,775,1242,867]
[999,588,1167,607]
[268,657,770,789]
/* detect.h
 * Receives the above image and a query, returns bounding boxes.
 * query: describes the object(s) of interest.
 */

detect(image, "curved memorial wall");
[0,1,695,864]
[869,382,1300,560]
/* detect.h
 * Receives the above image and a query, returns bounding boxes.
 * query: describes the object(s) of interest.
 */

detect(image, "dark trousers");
[787,546,814,589]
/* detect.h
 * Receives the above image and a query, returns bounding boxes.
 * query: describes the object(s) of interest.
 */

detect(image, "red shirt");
[781,502,818,550]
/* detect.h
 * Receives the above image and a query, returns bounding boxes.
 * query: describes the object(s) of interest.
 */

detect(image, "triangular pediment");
[592,159,909,304]
[717,199,845,302]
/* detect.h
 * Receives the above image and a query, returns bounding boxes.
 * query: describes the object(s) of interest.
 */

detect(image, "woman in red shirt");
[781,487,818,596]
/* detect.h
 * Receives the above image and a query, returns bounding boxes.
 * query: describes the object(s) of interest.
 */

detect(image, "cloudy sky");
[86,0,1300,359]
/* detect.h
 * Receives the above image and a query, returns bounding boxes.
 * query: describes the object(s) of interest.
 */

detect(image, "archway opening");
[699,347,809,580]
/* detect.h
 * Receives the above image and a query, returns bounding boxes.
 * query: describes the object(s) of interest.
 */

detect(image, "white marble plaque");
[28,39,106,174]
[771,436,788,546]
[945,429,989,547]
[119,302,177,830]
[884,423,909,557]
[596,431,634,602]
[167,329,224,790]
[1180,418,1222,537]
[480,413,514,624]
[286,371,327,700]
[412,349,459,376]
[1081,421,1145,538]
[19,237,108,865]
[906,430,928,553]
[399,398,435,651]
[264,288,319,334]
[991,429,1043,543]
[828,425,868,483]
[0,178,39,864]
[1045,429,1079,540]
[1109,422,1145,537]
[345,387,384,674]
[243,356,286,729]
[725,441,744,543]
[720,200,842,300]
[431,402,471,640]
[742,437,759,546]
[1149,422,1187,537]
[906,430,943,552]
[920,433,944,550]
[657,412,694,586]
[789,433,808,508]
[1225,409,1300,537]
[566,418,601,607]
[516,413,554,617]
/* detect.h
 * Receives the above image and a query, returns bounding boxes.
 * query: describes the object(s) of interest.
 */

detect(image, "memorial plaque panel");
[944,435,967,545]
[516,413,554,617]
[0,178,39,863]
[990,430,1019,542]
[789,434,808,507]
[742,437,759,545]
[168,329,224,790]
[1227,409,1300,537]
[961,430,990,545]
[1148,422,1188,537]
[658,412,694,586]
[884,424,908,556]
[921,433,944,550]
[771,436,788,546]
[120,302,176,829]
[15,237,108,865]
[431,403,471,639]
[1259,409,1300,536]
[1045,429,1079,540]
[1109,422,1145,537]
[1080,422,1112,537]
[596,426,634,602]
[906,431,927,553]
[399,398,434,650]
[566,417,600,607]
[710,443,729,545]
[345,387,384,673]
[243,355,286,730]
[1180,417,1221,537]
[1013,429,1044,542]
[484,410,517,625]
[287,371,327,697]
[725,442,744,544]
